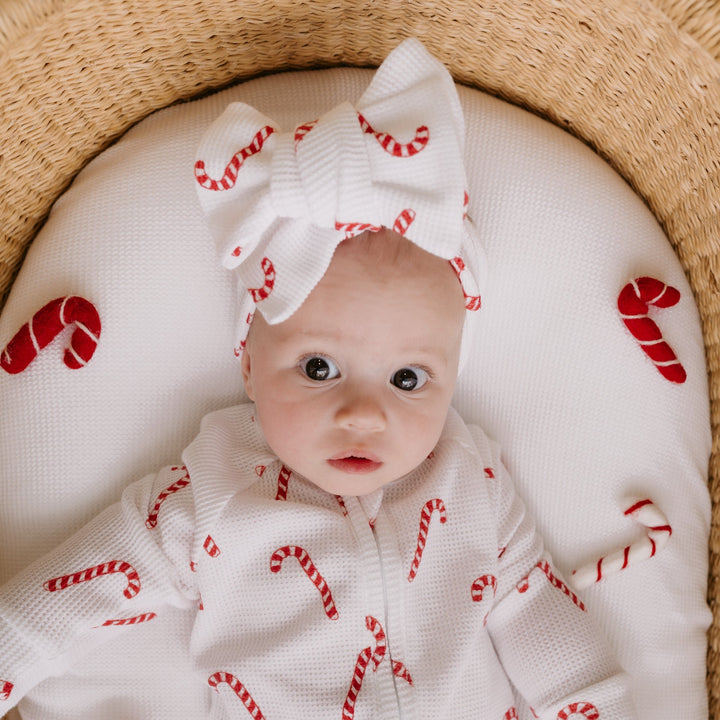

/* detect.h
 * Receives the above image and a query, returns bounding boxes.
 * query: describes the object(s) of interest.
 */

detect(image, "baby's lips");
[327,450,383,474]
[329,449,382,463]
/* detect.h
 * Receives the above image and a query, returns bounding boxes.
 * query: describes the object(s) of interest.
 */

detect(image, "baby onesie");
[0,404,635,719]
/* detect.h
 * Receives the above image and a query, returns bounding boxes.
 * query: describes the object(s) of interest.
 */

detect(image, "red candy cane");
[571,498,672,590]
[504,709,519,720]
[99,611,157,627]
[343,616,387,720]
[517,560,585,612]
[0,680,13,701]
[208,671,265,719]
[449,257,482,311]
[408,498,447,582]
[294,119,318,148]
[204,535,221,558]
[248,257,276,303]
[1,296,101,375]
[471,574,497,626]
[557,701,599,719]
[393,208,416,236]
[44,560,140,600]
[335,219,383,239]
[391,660,413,686]
[617,276,686,383]
[275,465,292,501]
[270,545,339,620]
[145,466,190,529]
[357,112,430,157]
[195,125,275,191]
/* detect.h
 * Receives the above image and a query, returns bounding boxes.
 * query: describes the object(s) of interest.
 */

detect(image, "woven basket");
[2,0,720,716]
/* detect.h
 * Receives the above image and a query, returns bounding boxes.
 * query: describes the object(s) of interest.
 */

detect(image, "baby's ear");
[240,347,255,401]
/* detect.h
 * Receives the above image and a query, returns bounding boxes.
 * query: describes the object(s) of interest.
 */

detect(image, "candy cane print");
[294,118,318,149]
[393,208,416,236]
[357,112,430,157]
[504,709,519,720]
[557,701,600,719]
[270,545,339,620]
[391,660,413,685]
[365,615,387,670]
[335,219,383,239]
[408,498,447,582]
[617,276,686,383]
[275,465,292,501]
[194,124,275,191]
[44,560,141,600]
[208,671,265,719]
[571,498,672,590]
[99,611,157,627]
[248,257,276,303]
[517,561,585,612]
[449,257,482,312]
[204,535,221,558]
[471,574,497,626]
[342,616,387,720]
[145,466,191,529]
[1,296,101,374]
[0,680,13,701]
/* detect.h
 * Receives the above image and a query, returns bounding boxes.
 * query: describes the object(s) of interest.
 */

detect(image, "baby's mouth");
[327,451,382,474]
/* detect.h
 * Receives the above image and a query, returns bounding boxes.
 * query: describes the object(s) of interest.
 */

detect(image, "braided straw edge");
[1,0,720,717]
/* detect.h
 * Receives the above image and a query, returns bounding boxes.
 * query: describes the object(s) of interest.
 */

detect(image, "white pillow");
[0,67,711,720]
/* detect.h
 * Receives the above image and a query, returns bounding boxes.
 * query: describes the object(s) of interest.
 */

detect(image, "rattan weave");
[1,0,720,716]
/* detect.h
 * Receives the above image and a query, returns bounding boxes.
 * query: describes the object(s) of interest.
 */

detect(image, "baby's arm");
[478,435,637,719]
[0,464,198,712]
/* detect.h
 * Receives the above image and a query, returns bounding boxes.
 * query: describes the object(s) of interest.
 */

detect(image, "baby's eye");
[391,367,429,391]
[302,355,340,382]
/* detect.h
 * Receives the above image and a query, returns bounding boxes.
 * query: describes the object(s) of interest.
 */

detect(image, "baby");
[0,39,637,720]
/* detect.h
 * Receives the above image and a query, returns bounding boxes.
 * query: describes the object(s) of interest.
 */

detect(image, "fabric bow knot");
[195,38,484,349]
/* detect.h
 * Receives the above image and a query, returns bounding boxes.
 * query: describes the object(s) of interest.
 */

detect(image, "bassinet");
[1,0,720,716]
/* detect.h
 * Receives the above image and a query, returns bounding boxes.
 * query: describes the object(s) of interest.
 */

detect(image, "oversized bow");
[195,38,484,350]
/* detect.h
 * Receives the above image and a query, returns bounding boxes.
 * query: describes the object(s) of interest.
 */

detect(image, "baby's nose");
[334,391,387,432]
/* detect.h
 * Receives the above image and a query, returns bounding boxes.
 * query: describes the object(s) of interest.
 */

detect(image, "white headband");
[195,38,485,358]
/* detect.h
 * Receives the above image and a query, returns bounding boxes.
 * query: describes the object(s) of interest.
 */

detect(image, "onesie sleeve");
[0,463,198,712]
[476,431,638,719]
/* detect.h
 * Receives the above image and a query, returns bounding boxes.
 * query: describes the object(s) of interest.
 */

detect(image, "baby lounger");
[1,1,719,719]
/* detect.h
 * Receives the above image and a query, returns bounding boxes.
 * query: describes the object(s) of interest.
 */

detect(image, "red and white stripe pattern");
[270,545,339,620]
[571,499,672,590]
[275,465,292,501]
[248,257,276,303]
[204,535,221,558]
[44,560,140,600]
[335,219,383,239]
[0,680,14,701]
[208,671,265,719]
[194,125,275,191]
[357,112,430,157]
[617,276,686,383]
[392,208,416,236]
[470,574,497,626]
[342,616,387,719]
[449,256,482,311]
[145,466,190,529]
[557,701,600,719]
[408,498,447,582]
[517,560,585,612]
[99,612,157,627]
[294,119,318,148]
[1,295,101,374]
[391,660,413,686]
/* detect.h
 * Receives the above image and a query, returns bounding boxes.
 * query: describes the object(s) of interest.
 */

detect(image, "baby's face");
[241,230,466,496]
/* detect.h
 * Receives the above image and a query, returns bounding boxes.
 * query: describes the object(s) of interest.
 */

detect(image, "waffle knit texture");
[0,405,635,719]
